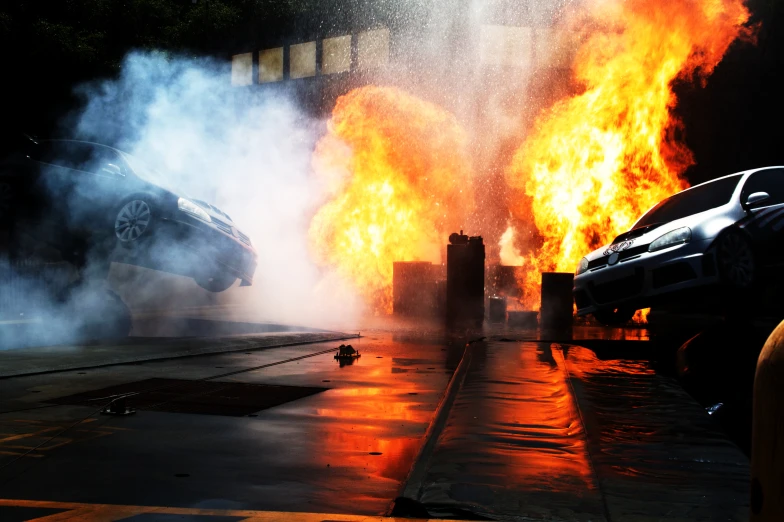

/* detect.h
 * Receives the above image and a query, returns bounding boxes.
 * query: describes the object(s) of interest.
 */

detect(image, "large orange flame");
[308,86,475,313]
[506,0,752,309]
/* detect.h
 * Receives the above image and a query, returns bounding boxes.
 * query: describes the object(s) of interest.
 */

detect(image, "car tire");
[113,197,155,248]
[716,229,756,291]
[593,307,636,326]
[195,273,237,292]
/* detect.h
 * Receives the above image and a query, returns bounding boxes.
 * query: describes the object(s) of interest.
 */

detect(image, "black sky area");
[677,0,784,185]
[0,0,782,187]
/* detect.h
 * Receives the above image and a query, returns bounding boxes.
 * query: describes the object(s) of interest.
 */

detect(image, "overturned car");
[0,138,257,292]
[574,166,784,325]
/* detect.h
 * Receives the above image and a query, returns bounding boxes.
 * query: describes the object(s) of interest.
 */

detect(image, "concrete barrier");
[751,319,784,521]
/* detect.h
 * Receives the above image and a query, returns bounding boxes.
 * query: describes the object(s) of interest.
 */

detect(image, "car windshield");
[634,174,743,229]
[120,151,175,190]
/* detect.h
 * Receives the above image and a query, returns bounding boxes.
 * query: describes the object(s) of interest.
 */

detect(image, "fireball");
[309,86,475,313]
[506,0,753,310]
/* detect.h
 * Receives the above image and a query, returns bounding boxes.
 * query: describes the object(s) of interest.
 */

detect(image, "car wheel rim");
[115,200,151,242]
[719,233,754,288]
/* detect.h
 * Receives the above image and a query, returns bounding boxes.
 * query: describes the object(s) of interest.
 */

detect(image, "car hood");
[191,199,234,224]
[583,205,733,262]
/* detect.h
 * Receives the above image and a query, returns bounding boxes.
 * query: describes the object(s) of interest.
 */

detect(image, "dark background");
[0,0,781,185]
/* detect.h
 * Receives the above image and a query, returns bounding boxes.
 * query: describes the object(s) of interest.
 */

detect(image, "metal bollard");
[750,320,784,521]
[488,296,506,323]
[540,272,574,328]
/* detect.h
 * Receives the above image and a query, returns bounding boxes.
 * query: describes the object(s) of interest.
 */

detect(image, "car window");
[740,168,784,207]
[119,151,173,189]
[29,141,124,177]
[634,174,742,229]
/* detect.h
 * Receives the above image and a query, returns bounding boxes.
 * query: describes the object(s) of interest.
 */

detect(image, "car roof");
[38,138,123,154]
[680,166,784,194]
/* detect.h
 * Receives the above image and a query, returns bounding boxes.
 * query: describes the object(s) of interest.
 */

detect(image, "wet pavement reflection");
[419,341,605,520]
[0,334,465,516]
[0,326,750,520]
[418,339,749,521]
[563,345,749,521]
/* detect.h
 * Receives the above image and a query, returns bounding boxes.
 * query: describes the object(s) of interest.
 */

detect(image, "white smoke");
[0,51,365,350]
[72,51,364,329]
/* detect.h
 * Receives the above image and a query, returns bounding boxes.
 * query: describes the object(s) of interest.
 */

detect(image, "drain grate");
[47,378,327,417]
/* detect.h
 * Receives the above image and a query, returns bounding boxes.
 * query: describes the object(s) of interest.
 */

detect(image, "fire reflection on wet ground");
[417,339,748,521]
[225,335,458,514]
[0,327,749,520]
[419,341,605,519]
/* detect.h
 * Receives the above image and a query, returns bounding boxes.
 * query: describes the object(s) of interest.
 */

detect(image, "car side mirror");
[100,163,124,177]
[746,191,770,207]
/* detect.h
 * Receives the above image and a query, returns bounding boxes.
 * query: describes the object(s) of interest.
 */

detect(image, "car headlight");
[178,197,211,222]
[649,227,691,252]
[576,257,589,275]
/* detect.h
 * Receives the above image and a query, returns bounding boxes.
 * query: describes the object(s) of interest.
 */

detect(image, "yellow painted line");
[0,419,132,459]
[0,499,460,521]
[0,429,54,443]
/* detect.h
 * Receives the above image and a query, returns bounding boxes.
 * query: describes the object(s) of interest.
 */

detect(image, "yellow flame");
[308,86,475,313]
[506,0,752,309]
[499,225,525,266]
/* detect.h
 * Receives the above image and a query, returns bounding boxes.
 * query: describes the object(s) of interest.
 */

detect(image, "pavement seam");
[0,333,359,380]
[554,342,614,522]
[390,339,476,512]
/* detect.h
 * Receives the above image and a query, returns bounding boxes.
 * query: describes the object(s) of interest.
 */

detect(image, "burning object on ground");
[446,231,485,328]
[335,344,360,359]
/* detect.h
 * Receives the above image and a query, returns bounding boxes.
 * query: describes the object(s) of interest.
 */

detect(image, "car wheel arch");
[712,226,759,290]
[707,225,756,253]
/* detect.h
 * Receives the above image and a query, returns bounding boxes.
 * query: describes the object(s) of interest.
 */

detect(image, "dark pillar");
[540,272,574,328]
[446,232,485,328]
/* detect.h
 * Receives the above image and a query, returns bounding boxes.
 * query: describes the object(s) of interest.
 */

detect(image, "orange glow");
[308,86,475,313]
[506,0,752,309]
[499,225,525,266]
[632,308,651,324]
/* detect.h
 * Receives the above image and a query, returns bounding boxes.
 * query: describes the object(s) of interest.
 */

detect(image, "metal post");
[540,272,574,328]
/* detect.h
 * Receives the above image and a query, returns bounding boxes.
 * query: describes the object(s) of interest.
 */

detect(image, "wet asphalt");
[0,321,752,521]
[0,331,456,515]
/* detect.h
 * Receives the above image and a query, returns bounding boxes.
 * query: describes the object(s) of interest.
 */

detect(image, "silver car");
[573,166,784,325]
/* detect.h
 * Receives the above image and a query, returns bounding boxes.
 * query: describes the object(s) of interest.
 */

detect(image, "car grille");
[588,268,644,304]
[211,217,233,236]
[652,263,697,289]
[212,217,251,247]
[587,245,649,270]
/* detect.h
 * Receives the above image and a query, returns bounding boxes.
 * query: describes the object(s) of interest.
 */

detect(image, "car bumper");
[573,239,718,316]
[119,215,258,285]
